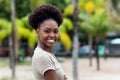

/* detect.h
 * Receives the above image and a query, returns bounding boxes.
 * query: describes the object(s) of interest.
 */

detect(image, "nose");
[49,32,55,37]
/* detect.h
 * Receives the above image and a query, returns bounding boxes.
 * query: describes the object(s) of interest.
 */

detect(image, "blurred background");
[1,0,120,80]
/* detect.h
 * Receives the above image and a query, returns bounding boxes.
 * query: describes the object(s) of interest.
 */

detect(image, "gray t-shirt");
[32,46,66,80]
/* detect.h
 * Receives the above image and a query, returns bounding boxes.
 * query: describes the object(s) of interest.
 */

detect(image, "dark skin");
[44,70,59,80]
[36,19,59,80]
[36,19,59,53]
[44,70,67,80]
[36,19,67,80]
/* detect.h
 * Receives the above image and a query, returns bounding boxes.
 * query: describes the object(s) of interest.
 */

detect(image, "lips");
[47,39,55,43]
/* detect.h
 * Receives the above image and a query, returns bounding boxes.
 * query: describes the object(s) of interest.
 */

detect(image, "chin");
[47,44,55,48]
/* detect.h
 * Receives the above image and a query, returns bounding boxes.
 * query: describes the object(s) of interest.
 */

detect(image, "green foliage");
[59,18,73,51]
[0,0,11,20]
[64,0,105,16]
[93,0,105,7]
[0,0,31,19]
[16,19,30,39]
[28,30,38,48]
[15,0,31,18]
[30,0,45,10]
[79,11,111,37]
[112,0,120,15]
[21,16,38,48]
[0,0,110,49]
[21,16,32,29]
[45,0,68,12]
[59,18,73,32]
[17,17,38,48]
[0,0,71,50]
[79,0,105,9]
[79,0,90,10]
[59,32,72,51]
[0,19,11,46]
[0,15,38,48]
[64,4,74,16]
[0,0,45,19]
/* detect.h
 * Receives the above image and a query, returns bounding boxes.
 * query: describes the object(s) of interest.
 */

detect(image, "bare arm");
[44,70,58,80]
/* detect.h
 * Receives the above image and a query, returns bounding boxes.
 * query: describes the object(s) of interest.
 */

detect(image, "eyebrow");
[44,25,58,28]
[44,27,58,30]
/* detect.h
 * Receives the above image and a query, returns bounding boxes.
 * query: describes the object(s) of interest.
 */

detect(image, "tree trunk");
[105,0,119,23]
[103,39,107,60]
[72,0,79,80]
[9,35,15,78]
[11,0,18,61]
[10,0,17,78]
[88,35,93,66]
[95,37,100,70]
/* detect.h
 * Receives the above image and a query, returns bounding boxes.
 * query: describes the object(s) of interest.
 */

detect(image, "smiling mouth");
[47,39,55,43]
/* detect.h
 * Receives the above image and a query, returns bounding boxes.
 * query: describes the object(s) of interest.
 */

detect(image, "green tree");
[0,0,46,19]
[0,0,11,20]
[105,0,120,33]
[15,0,31,18]
[0,19,11,46]
[59,18,73,51]
[46,0,69,12]
[79,11,111,70]
[64,0,110,70]
[29,0,45,10]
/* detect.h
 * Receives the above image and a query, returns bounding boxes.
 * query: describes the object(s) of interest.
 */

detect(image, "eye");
[44,29,51,33]
[54,30,59,34]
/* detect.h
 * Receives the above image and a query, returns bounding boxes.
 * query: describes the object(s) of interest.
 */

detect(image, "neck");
[38,43,53,53]
[45,48,52,53]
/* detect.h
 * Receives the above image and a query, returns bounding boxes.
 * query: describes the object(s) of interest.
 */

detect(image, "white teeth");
[47,40,55,43]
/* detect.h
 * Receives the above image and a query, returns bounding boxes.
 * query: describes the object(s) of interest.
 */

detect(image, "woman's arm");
[44,70,58,80]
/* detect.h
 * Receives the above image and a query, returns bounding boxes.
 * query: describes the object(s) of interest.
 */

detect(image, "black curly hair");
[28,4,63,30]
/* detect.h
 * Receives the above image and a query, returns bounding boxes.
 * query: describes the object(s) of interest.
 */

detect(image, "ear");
[36,28,39,34]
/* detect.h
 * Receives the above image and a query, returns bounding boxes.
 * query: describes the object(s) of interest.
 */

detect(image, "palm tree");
[79,11,111,70]
[105,0,120,33]
[105,0,119,23]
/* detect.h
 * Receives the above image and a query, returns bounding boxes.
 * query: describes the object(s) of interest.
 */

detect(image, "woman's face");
[36,19,59,49]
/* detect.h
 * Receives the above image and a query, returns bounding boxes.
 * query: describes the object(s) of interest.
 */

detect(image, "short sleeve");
[34,55,55,76]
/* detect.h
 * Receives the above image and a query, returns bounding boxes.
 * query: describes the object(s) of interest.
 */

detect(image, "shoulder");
[32,48,56,76]
[33,48,50,62]
[32,47,55,65]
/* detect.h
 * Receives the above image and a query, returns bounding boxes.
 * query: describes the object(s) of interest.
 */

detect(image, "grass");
[0,77,19,80]
[0,77,34,80]
[0,77,11,80]
[0,58,32,80]
[0,58,31,67]
[0,59,9,67]
[16,60,31,65]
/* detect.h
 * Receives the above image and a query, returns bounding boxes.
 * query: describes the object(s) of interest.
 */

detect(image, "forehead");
[40,19,58,29]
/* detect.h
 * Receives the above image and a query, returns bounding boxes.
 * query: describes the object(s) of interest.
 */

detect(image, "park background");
[1,0,120,80]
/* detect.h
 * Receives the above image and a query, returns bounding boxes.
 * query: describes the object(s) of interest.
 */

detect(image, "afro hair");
[28,4,63,30]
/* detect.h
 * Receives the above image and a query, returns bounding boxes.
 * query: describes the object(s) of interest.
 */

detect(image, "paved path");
[62,57,120,80]
[0,57,120,80]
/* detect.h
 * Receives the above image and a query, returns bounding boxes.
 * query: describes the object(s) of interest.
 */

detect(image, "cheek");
[37,32,45,40]
[37,32,41,38]
[56,34,59,40]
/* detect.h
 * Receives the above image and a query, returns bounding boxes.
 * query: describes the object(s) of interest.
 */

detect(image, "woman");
[28,4,67,80]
